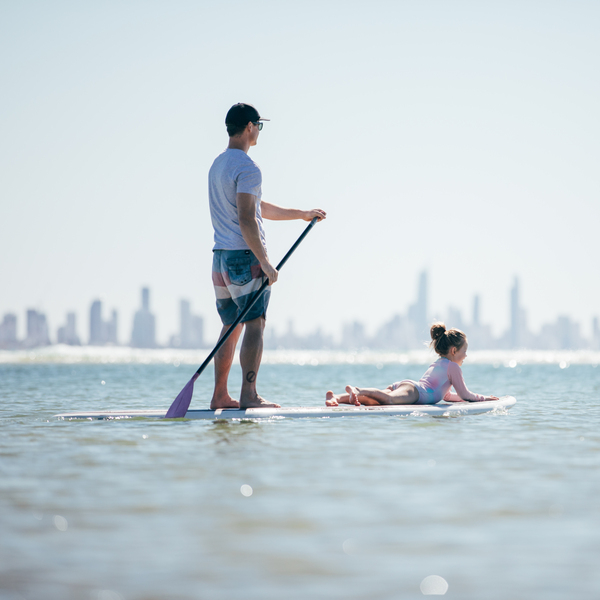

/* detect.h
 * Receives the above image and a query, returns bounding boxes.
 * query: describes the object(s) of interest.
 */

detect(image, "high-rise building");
[131,287,156,348]
[142,288,150,312]
[593,317,600,350]
[558,316,581,349]
[25,309,50,347]
[178,300,204,349]
[57,312,81,345]
[89,300,119,345]
[473,295,480,327]
[510,277,520,348]
[407,270,429,345]
[90,300,103,345]
[106,310,118,345]
[180,299,191,345]
[509,277,529,348]
[538,315,582,350]
[0,313,18,348]
[341,320,367,349]
[465,294,494,349]
[374,313,413,349]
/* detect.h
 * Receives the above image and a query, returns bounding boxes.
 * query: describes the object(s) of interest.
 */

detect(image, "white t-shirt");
[208,148,267,251]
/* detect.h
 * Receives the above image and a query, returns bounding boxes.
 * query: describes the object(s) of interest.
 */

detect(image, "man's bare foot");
[240,394,281,409]
[345,385,361,406]
[325,390,340,406]
[210,395,240,410]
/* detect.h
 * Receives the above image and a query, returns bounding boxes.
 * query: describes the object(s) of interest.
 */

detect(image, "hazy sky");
[1,1,599,345]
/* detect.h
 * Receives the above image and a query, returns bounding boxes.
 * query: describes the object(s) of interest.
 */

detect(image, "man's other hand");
[261,260,278,285]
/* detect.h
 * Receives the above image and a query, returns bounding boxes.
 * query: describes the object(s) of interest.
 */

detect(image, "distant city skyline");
[2,274,599,351]
[2,3,599,361]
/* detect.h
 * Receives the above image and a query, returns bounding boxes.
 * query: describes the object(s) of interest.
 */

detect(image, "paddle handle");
[273,216,319,271]
[195,217,319,376]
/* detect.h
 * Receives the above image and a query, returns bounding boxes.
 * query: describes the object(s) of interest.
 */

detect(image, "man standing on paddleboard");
[209,103,326,410]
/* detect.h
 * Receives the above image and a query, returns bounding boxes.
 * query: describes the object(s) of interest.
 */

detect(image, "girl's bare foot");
[325,390,340,406]
[345,385,361,406]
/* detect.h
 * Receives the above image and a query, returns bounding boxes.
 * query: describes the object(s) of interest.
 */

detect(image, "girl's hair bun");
[429,322,467,356]
[430,322,446,341]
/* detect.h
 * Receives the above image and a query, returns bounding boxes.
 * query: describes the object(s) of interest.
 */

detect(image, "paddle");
[164,217,320,418]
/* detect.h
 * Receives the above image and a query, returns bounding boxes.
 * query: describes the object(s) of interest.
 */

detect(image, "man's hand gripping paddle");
[165,217,320,418]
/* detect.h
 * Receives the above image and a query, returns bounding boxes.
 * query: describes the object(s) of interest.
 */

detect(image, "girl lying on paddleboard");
[325,322,499,406]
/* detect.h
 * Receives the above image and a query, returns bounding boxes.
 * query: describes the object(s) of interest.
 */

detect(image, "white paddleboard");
[55,395,516,420]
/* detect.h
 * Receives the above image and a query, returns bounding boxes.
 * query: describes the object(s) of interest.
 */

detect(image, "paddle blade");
[164,374,199,418]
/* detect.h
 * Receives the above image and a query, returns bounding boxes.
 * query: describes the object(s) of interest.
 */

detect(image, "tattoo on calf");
[246,371,256,383]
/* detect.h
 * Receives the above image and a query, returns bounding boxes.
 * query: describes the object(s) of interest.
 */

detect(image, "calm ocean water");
[1,348,599,600]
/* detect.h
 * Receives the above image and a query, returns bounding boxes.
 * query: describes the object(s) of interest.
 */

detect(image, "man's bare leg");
[211,323,243,409]
[239,316,280,408]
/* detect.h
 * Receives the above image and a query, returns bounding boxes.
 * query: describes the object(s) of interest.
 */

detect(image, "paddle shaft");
[194,217,319,377]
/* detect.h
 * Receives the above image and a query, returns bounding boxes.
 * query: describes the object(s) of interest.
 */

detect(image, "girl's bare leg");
[326,389,382,406]
[346,383,419,406]
[325,391,342,406]
[325,390,353,406]
[346,386,381,405]
[325,383,419,406]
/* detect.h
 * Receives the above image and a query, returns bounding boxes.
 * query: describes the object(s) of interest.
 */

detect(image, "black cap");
[225,103,270,127]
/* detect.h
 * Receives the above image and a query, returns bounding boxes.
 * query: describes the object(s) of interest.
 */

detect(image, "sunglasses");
[252,121,264,131]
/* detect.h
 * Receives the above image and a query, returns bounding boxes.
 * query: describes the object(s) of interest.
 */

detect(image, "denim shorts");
[212,249,271,326]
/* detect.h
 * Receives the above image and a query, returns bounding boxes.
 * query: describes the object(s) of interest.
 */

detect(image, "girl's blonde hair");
[430,322,467,356]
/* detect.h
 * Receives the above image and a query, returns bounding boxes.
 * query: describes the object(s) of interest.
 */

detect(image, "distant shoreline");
[1,345,599,366]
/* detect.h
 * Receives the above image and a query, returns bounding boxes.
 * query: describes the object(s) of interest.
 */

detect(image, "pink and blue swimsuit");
[392,357,486,404]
